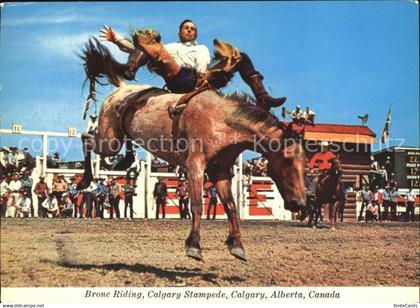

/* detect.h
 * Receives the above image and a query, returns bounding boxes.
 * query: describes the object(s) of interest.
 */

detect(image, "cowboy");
[153,177,167,220]
[291,105,305,124]
[42,192,59,218]
[34,175,49,218]
[14,190,31,218]
[308,141,336,177]
[99,19,286,110]
[176,179,190,220]
[20,170,34,217]
[87,114,98,134]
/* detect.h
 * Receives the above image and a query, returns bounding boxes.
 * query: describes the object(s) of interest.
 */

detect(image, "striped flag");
[381,108,391,143]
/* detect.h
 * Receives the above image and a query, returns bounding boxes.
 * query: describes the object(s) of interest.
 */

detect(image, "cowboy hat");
[321,141,330,147]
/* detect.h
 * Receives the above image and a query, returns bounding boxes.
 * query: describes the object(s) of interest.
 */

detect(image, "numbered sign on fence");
[67,127,77,137]
[12,123,22,134]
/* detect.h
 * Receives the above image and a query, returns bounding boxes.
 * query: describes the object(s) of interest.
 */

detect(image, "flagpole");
[389,104,392,147]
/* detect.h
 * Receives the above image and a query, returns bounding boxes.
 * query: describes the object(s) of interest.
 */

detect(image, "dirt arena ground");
[1,218,418,287]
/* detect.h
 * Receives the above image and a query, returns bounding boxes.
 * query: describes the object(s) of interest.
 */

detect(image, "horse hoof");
[230,247,247,261]
[186,247,203,261]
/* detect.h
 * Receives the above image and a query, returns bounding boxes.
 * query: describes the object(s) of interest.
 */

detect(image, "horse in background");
[78,39,307,261]
[312,156,345,229]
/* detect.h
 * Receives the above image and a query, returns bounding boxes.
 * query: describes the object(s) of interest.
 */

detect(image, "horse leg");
[113,139,135,170]
[214,177,246,261]
[184,156,206,261]
[329,202,337,230]
[78,133,95,189]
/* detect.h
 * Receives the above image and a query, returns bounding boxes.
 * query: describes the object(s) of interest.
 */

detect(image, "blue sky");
[0,1,419,162]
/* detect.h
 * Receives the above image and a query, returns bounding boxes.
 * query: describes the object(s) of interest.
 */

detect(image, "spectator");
[153,178,167,220]
[52,174,68,201]
[0,147,10,176]
[384,156,392,179]
[1,175,9,218]
[206,184,218,220]
[243,160,253,176]
[389,187,399,221]
[7,173,22,211]
[87,114,98,135]
[68,176,80,218]
[20,148,35,174]
[15,190,31,218]
[358,185,371,221]
[59,193,74,218]
[8,147,19,173]
[122,176,136,220]
[255,157,268,177]
[93,178,107,219]
[366,201,379,221]
[381,186,391,221]
[80,179,97,218]
[291,105,305,124]
[20,170,34,217]
[109,177,122,219]
[176,179,190,220]
[52,152,60,168]
[34,175,49,218]
[42,193,59,218]
[371,186,383,221]
[378,166,387,189]
[404,189,416,222]
[388,173,398,190]
[369,156,380,187]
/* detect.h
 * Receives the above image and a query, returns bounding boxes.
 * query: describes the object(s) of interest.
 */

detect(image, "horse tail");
[80,37,125,88]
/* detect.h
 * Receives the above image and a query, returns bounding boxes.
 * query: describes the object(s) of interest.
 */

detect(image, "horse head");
[266,125,306,212]
[329,155,343,176]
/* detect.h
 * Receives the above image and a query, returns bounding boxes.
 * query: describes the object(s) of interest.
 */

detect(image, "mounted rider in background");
[308,141,338,186]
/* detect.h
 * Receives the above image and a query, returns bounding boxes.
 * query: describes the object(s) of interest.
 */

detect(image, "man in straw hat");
[34,175,49,218]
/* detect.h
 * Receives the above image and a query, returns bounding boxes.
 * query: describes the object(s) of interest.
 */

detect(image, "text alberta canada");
[85,289,340,301]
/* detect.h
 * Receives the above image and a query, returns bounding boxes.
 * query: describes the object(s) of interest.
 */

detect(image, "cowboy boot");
[122,49,148,80]
[245,74,287,110]
[134,32,181,79]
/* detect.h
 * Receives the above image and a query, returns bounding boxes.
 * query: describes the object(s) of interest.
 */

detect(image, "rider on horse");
[308,141,337,186]
[99,19,286,111]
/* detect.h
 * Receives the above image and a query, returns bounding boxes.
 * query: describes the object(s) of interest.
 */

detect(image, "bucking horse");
[78,39,306,261]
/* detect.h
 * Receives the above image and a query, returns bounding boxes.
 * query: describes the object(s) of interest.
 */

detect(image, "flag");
[381,108,391,143]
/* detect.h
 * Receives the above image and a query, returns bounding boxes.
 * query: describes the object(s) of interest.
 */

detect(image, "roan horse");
[312,157,346,229]
[78,39,307,261]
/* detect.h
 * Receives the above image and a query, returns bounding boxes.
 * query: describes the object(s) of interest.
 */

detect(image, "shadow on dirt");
[41,259,245,284]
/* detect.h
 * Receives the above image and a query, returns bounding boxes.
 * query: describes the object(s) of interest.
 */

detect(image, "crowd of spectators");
[356,184,417,222]
[243,157,268,177]
[0,172,139,220]
[370,155,397,189]
[0,146,35,177]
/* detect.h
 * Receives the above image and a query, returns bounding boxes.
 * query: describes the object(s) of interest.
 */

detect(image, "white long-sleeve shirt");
[114,36,211,74]
[8,180,22,192]
[164,41,211,74]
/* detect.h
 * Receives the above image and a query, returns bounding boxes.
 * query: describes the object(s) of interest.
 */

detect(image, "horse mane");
[224,91,282,134]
